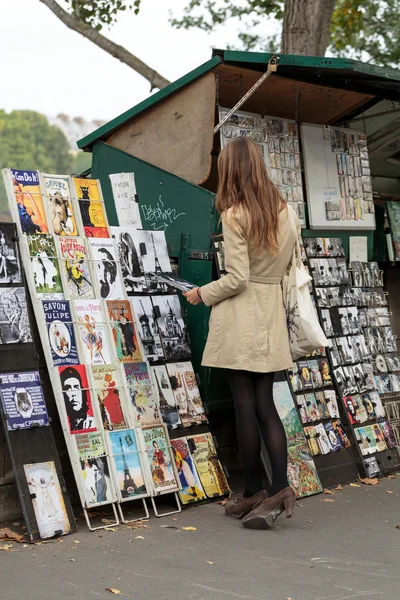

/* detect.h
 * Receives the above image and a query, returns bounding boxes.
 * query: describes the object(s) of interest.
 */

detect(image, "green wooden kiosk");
[77,50,400,416]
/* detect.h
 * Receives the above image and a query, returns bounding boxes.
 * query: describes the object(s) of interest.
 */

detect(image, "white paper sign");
[349,236,368,262]
[109,172,142,229]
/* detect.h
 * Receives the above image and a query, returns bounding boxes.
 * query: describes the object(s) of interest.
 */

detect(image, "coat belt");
[249,275,282,284]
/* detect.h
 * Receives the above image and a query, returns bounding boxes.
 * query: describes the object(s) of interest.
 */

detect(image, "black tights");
[227,370,288,498]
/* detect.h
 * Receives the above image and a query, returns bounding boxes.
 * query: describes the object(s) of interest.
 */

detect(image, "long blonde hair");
[216,137,285,254]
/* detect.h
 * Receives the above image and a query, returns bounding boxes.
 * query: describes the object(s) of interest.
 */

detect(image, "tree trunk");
[281,0,337,56]
[39,0,171,90]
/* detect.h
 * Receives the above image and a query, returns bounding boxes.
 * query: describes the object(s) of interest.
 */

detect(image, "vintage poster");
[142,426,178,493]
[123,362,161,427]
[92,364,127,431]
[152,295,191,361]
[88,238,125,300]
[41,173,78,236]
[24,461,71,538]
[150,365,181,429]
[79,456,114,506]
[0,287,32,344]
[171,437,206,504]
[106,299,142,362]
[109,172,142,229]
[74,299,113,365]
[75,431,106,459]
[72,177,109,238]
[43,299,80,367]
[273,380,322,498]
[130,296,164,362]
[9,169,49,234]
[0,223,21,284]
[111,226,146,293]
[58,365,97,435]
[0,370,48,431]
[109,429,147,499]
[27,234,63,299]
[166,362,206,427]
[387,202,400,261]
[57,236,94,300]
[187,433,230,499]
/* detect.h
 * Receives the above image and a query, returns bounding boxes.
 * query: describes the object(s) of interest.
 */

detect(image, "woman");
[184,137,299,530]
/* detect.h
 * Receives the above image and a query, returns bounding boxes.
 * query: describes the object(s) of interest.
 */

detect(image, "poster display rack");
[2,167,230,530]
[0,222,76,540]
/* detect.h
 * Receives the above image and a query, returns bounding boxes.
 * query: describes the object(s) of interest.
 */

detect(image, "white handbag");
[283,212,328,361]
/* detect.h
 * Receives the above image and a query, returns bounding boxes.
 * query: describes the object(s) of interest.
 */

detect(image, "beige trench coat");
[201,204,298,373]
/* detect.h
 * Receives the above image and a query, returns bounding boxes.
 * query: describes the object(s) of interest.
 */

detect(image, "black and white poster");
[152,295,191,361]
[130,296,164,362]
[111,226,146,293]
[0,223,21,284]
[0,287,32,344]
[88,238,125,300]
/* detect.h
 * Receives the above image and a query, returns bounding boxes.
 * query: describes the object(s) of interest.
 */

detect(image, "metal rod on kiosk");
[214,56,279,135]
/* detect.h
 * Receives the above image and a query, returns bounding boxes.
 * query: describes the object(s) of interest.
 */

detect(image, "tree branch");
[39,0,171,90]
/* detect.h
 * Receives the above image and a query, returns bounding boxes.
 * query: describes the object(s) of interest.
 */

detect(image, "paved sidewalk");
[0,477,399,600]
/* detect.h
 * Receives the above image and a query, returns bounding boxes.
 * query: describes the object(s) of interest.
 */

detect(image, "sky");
[1,0,278,122]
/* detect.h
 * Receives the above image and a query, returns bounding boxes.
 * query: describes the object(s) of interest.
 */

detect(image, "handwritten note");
[109,172,142,228]
[349,236,368,262]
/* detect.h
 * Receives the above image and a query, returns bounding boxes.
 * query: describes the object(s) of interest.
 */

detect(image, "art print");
[42,173,77,236]
[58,365,97,434]
[24,461,71,538]
[88,238,125,300]
[43,300,79,367]
[0,370,48,431]
[75,299,113,365]
[0,223,21,284]
[28,234,63,299]
[92,364,127,431]
[0,287,32,344]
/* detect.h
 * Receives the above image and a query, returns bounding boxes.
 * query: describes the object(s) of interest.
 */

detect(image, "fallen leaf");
[0,544,14,551]
[323,488,334,495]
[160,525,178,529]
[182,526,197,531]
[322,499,335,502]
[386,491,394,494]
[307,520,313,523]
[296,503,303,508]
[218,499,227,506]
[335,485,343,491]
[102,519,115,525]
[396,525,400,529]
[135,536,144,539]
[388,475,395,479]
[172,518,177,521]
[74,540,80,544]
[360,477,379,486]
[207,561,214,565]
[105,589,121,595]
[12,522,21,527]
[0,528,23,543]
[69,558,75,562]
[104,527,118,532]
[349,483,360,488]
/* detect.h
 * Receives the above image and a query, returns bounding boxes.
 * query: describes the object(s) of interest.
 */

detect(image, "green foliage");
[72,151,92,175]
[170,0,400,66]
[65,0,141,30]
[330,0,400,66]
[0,110,73,216]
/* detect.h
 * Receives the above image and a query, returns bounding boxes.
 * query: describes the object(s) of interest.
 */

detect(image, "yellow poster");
[73,177,109,238]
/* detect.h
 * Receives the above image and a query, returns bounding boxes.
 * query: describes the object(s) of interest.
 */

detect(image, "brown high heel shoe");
[242,486,296,530]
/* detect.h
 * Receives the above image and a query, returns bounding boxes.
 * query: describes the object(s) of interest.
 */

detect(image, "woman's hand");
[184,288,202,305]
